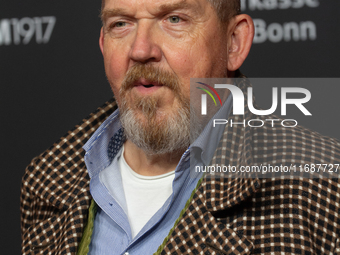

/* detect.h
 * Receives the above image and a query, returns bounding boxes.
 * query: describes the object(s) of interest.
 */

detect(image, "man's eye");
[168,16,181,24]
[114,21,126,28]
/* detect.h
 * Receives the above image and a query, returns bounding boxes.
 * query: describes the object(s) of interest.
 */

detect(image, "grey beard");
[119,104,202,156]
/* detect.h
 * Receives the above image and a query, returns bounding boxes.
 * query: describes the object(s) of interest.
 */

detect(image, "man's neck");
[123,140,184,176]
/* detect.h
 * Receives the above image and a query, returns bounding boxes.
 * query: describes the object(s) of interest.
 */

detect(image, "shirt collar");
[83,109,123,178]
[190,94,233,166]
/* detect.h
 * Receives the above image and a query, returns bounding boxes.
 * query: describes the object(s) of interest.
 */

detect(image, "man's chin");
[120,105,191,156]
[133,109,168,123]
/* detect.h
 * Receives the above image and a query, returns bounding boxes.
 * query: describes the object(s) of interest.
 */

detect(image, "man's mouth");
[143,84,154,88]
[133,78,164,94]
[137,78,163,87]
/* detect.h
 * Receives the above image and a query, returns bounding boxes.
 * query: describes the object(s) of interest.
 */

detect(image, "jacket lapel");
[21,99,117,255]
[206,76,260,211]
[158,77,260,254]
[202,77,260,254]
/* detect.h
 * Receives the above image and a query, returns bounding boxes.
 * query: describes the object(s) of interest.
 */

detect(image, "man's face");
[100,0,231,153]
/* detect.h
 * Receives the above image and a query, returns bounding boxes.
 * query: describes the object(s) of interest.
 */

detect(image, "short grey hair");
[101,0,241,23]
[207,0,241,22]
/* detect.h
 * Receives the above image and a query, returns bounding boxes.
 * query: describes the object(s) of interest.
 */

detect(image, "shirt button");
[124,253,130,255]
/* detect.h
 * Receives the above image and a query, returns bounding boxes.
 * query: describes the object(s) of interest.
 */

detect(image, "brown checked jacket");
[21,79,340,255]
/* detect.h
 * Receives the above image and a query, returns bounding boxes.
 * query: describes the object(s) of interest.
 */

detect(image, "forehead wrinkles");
[101,0,206,21]
[155,0,203,16]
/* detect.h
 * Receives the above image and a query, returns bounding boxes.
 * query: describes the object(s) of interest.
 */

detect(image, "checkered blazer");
[21,78,340,254]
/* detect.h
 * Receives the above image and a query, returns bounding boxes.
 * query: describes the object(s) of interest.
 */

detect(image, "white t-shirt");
[119,146,175,238]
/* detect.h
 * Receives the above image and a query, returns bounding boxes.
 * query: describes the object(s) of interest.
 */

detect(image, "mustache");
[120,63,181,94]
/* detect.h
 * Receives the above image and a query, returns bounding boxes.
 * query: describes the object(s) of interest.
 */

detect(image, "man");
[21,0,340,254]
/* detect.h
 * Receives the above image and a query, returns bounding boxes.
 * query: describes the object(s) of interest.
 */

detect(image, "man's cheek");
[105,65,126,96]
[106,59,125,80]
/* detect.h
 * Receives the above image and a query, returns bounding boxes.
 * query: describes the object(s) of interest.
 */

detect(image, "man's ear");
[227,14,254,71]
[99,27,104,55]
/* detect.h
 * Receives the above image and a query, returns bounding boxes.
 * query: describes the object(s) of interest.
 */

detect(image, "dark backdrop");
[1,1,339,254]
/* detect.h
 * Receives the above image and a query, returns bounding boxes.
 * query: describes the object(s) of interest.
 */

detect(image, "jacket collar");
[155,82,260,254]
[30,99,118,211]
[203,76,261,212]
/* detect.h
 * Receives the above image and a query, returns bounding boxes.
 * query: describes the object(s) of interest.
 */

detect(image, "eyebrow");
[101,8,130,23]
[158,0,192,13]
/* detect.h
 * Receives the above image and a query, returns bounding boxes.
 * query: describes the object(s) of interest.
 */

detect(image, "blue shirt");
[83,95,232,255]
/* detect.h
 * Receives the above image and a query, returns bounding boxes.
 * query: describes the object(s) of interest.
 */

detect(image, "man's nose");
[128,23,162,64]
